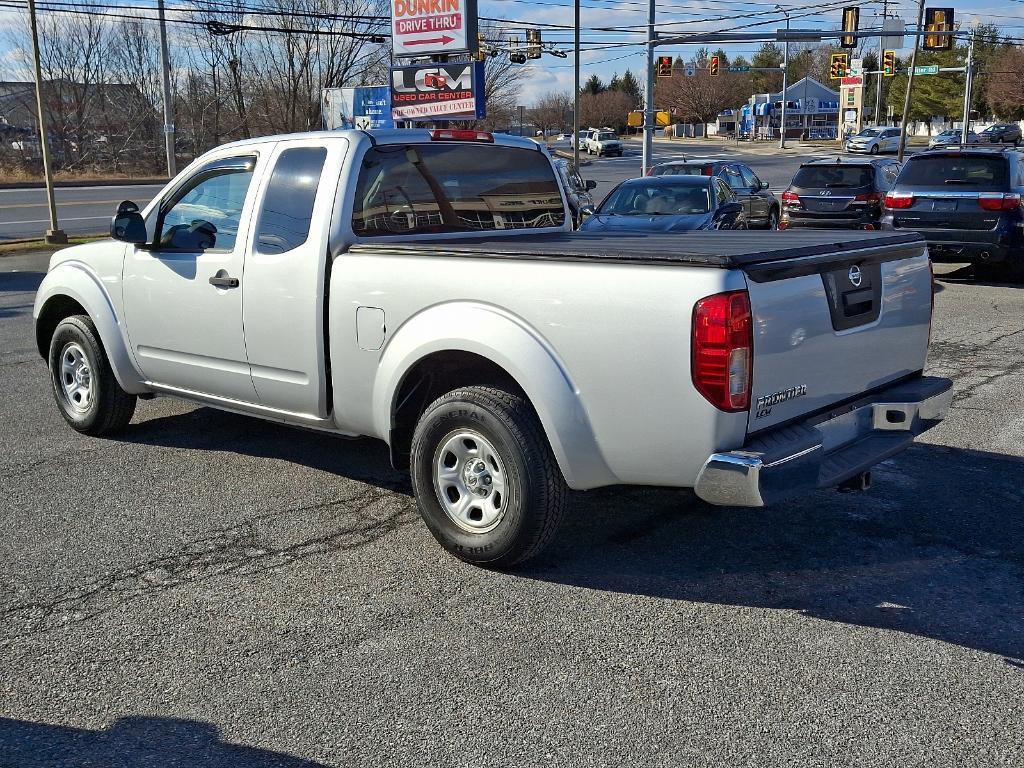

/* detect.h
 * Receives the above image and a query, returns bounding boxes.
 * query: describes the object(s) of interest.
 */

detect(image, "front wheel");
[869,144,879,155]
[48,314,136,435]
[410,386,568,568]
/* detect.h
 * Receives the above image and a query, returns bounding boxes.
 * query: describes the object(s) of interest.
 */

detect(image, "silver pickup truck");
[34,128,952,567]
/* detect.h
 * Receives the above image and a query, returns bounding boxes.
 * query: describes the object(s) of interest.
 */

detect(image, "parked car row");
[565,140,1024,280]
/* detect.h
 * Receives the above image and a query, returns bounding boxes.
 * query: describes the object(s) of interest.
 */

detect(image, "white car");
[928,129,982,149]
[33,128,951,568]
[846,127,902,154]
[585,129,623,157]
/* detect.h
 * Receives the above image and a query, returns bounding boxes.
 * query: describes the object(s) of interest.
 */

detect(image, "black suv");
[647,158,779,229]
[880,147,1024,279]
[780,157,900,230]
[979,123,1022,146]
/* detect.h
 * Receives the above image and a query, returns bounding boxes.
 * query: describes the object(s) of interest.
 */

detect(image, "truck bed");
[349,231,925,278]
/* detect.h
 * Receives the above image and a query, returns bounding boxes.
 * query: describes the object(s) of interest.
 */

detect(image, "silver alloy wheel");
[433,429,508,533]
[58,341,93,413]
[768,209,779,230]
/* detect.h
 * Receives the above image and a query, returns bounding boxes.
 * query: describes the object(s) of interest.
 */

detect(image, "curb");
[0,177,168,191]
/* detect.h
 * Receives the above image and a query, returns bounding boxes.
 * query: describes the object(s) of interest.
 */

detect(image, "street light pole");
[157,0,176,178]
[641,0,655,175]
[27,0,66,245]
[778,6,790,149]
[961,26,976,144]
[897,0,925,163]
[573,0,580,170]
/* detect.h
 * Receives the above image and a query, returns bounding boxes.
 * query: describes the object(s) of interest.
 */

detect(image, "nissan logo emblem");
[849,265,863,287]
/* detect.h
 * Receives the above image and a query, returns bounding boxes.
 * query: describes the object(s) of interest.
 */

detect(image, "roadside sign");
[841,75,863,86]
[849,58,863,76]
[803,97,818,114]
[323,86,394,130]
[881,18,906,51]
[727,66,750,73]
[684,64,696,77]
[390,61,486,120]
[391,0,478,59]
[914,64,940,75]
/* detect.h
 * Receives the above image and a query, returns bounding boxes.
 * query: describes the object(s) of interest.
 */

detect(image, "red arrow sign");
[405,35,455,46]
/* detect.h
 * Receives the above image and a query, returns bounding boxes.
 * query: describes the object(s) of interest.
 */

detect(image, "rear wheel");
[410,386,568,568]
[766,207,780,230]
[48,315,136,435]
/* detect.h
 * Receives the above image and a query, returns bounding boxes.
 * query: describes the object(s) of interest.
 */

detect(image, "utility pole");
[897,0,925,162]
[778,5,790,149]
[157,0,176,178]
[961,26,976,144]
[875,0,887,126]
[641,0,655,175]
[27,0,65,245]
[573,0,580,170]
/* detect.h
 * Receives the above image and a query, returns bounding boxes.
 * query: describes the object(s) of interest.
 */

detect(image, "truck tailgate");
[743,240,932,433]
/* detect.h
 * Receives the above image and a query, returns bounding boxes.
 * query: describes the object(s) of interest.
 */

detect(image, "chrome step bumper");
[694,376,953,507]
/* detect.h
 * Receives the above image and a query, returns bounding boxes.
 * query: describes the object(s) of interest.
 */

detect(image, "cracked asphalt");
[1,251,1023,767]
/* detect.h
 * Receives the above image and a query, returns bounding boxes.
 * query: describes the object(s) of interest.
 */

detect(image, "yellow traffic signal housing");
[830,52,849,80]
[924,7,954,50]
[656,56,673,77]
[840,7,859,49]
[882,50,896,76]
[709,55,720,77]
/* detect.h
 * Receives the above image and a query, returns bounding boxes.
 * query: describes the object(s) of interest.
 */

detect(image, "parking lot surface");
[2,246,1023,764]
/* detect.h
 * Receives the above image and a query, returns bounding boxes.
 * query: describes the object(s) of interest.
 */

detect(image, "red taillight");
[853,192,883,203]
[884,192,914,209]
[429,129,494,143]
[692,291,753,412]
[862,223,877,230]
[781,190,800,204]
[702,167,714,176]
[978,193,1021,211]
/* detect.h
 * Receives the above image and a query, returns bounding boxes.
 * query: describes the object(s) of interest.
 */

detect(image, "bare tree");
[656,69,748,128]
[529,91,572,136]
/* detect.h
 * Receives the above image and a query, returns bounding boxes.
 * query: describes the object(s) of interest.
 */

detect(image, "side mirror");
[110,200,147,244]
[585,179,597,190]
[760,180,770,190]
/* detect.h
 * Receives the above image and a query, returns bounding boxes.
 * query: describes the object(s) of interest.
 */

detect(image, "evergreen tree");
[581,74,605,95]
[618,70,643,110]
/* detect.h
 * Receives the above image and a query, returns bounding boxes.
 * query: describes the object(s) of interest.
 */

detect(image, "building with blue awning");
[717,76,842,140]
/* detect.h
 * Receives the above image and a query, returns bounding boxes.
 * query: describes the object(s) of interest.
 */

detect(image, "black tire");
[410,386,568,568]
[48,314,136,436]
[766,207,780,230]
[869,144,879,155]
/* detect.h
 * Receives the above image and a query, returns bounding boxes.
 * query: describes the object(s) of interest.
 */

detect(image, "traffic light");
[882,49,896,77]
[526,28,542,60]
[656,56,673,78]
[840,7,859,49]
[923,7,954,50]
[709,55,720,77]
[830,52,849,80]
[509,37,527,65]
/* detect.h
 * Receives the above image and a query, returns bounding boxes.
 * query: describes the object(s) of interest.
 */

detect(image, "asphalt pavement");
[1,242,1023,764]
[0,184,164,242]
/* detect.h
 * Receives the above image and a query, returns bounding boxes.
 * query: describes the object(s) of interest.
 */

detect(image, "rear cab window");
[352,143,565,236]
[792,165,874,189]
[898,155,1009,191]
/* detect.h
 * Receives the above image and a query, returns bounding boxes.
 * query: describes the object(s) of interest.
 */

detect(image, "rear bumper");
[782,211,882,229]
[694,375,953,507]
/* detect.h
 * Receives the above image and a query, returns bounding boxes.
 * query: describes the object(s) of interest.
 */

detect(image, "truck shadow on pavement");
[522,442,1024,663]
[0,715,326,767]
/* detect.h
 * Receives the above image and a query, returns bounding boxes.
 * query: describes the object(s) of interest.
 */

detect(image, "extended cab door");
[241,137,347,417]
[122,153,265,401]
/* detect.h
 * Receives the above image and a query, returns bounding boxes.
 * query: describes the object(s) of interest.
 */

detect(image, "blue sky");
[1,0,1022,104]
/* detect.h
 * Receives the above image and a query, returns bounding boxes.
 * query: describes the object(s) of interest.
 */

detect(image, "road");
[2,245,1023,763]
[0,184,163,242]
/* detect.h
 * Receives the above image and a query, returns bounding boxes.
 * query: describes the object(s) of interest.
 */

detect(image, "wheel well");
[35,295,87,359]
[389,351,527,471]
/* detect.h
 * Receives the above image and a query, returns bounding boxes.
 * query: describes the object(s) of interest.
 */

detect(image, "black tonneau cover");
[349,231,925,278]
